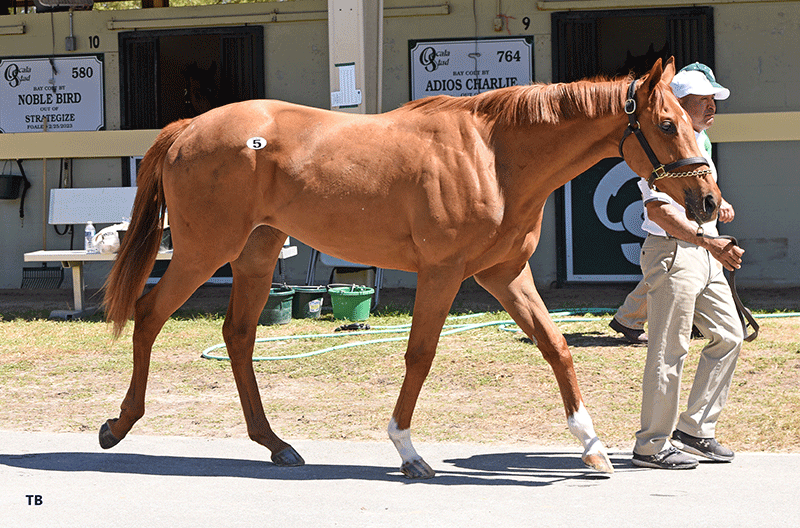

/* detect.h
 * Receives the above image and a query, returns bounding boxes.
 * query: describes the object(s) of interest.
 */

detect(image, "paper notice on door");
[331,62,362,109]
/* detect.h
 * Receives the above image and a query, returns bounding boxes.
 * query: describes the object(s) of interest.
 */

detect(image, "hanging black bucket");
[0,174,24,200]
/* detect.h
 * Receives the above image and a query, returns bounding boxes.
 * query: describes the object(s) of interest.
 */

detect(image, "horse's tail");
[103,119,191,338]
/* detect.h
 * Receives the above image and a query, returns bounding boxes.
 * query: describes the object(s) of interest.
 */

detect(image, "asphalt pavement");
[2,430,798,527]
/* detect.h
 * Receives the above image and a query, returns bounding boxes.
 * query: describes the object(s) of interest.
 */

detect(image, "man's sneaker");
[671,430,735,462]
[609,318,648,344]
[632,447,698,470]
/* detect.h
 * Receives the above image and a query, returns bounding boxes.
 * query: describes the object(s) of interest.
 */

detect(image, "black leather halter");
[618,79,708,190]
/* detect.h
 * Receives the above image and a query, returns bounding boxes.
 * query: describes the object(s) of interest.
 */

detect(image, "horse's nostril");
[704,195,717,216]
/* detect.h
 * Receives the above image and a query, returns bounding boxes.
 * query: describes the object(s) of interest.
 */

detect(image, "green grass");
[0,307,798,452]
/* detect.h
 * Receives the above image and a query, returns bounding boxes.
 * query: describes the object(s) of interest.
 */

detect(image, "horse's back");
[160,98,511,273]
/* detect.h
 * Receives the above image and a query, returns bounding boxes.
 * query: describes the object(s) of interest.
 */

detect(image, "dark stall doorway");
[119,25,265,130]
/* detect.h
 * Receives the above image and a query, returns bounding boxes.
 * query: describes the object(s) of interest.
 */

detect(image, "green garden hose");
[200,309,799,362]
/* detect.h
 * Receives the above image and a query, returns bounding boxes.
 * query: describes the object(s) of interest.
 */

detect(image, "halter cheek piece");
[618,79,710,190]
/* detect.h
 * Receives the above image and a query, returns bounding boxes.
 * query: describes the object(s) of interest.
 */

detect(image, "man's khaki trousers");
[634,235,743,456]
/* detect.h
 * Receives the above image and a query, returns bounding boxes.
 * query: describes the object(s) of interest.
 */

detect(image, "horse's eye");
[660,120,677,135]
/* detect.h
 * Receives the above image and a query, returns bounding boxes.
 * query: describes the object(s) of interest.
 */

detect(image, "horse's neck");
[481,113,625,237]
[496,113,626,197]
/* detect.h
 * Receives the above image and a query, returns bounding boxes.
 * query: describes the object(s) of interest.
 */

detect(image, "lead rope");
[695,229,759,342]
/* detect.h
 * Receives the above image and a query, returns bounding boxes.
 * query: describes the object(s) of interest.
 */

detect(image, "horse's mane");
[403,75,636,127]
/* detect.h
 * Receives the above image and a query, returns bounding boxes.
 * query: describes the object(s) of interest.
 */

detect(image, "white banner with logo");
[409,37,533,100]
[0,55,105,133]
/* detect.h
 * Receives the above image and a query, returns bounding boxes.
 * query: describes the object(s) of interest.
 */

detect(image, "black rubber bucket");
[259,285,294,325]
[291,285,327,319]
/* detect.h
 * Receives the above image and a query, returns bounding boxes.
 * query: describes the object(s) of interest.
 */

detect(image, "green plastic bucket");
[328,284,374,321]
[259,285,294,325]
[291,285,327,319]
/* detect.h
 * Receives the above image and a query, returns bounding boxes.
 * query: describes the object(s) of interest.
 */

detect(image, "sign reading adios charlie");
[409,37,533,100]
[0,55,104,133]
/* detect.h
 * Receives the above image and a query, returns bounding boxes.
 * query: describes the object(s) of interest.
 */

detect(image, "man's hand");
[718,198,735,223]
[702,236,744,271]
[645,200,744,271]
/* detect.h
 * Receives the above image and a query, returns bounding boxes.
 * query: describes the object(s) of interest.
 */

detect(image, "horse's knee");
[536,334,573,368]
[404,349,434,368]
[221,318,239,344]
[404,338,439,368]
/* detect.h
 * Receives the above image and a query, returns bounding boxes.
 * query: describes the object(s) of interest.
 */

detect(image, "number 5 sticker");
[247,137,267,150]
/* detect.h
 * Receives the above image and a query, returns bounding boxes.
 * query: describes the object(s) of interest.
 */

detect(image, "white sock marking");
[567,402,604,456]
[388,417,420,464]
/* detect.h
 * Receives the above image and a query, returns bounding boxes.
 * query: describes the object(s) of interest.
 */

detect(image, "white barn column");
[328,0,383,114]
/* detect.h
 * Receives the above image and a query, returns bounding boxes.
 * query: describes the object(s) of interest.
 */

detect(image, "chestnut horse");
[101,58,719,478]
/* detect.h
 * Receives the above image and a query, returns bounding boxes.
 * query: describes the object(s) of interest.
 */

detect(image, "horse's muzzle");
[684,189,718,225]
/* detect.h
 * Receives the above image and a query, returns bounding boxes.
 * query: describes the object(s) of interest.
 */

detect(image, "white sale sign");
[409,37,533,101]
[0,55,105,133]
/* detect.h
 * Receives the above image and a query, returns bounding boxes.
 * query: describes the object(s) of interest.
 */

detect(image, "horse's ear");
[642,58,664,94]
[662,57,676,84]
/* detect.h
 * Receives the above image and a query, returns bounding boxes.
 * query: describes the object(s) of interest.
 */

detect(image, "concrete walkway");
[2,430,798,527]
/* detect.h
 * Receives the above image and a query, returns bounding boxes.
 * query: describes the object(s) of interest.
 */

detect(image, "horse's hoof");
[271,445,305,467]
[400,458,436,479]
[99,420,121,450]
[583,452,614,474]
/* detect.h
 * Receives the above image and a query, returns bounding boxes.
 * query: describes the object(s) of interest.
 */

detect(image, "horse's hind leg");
[100,257,220,448]
[223,226,303,467]
[474,262,613,474]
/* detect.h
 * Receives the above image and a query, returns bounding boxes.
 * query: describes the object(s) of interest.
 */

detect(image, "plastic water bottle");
[85,222,98,254]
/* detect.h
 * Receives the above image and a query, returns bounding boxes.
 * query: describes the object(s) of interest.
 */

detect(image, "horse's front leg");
[475,262,613,473]
[389,267,463,479]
